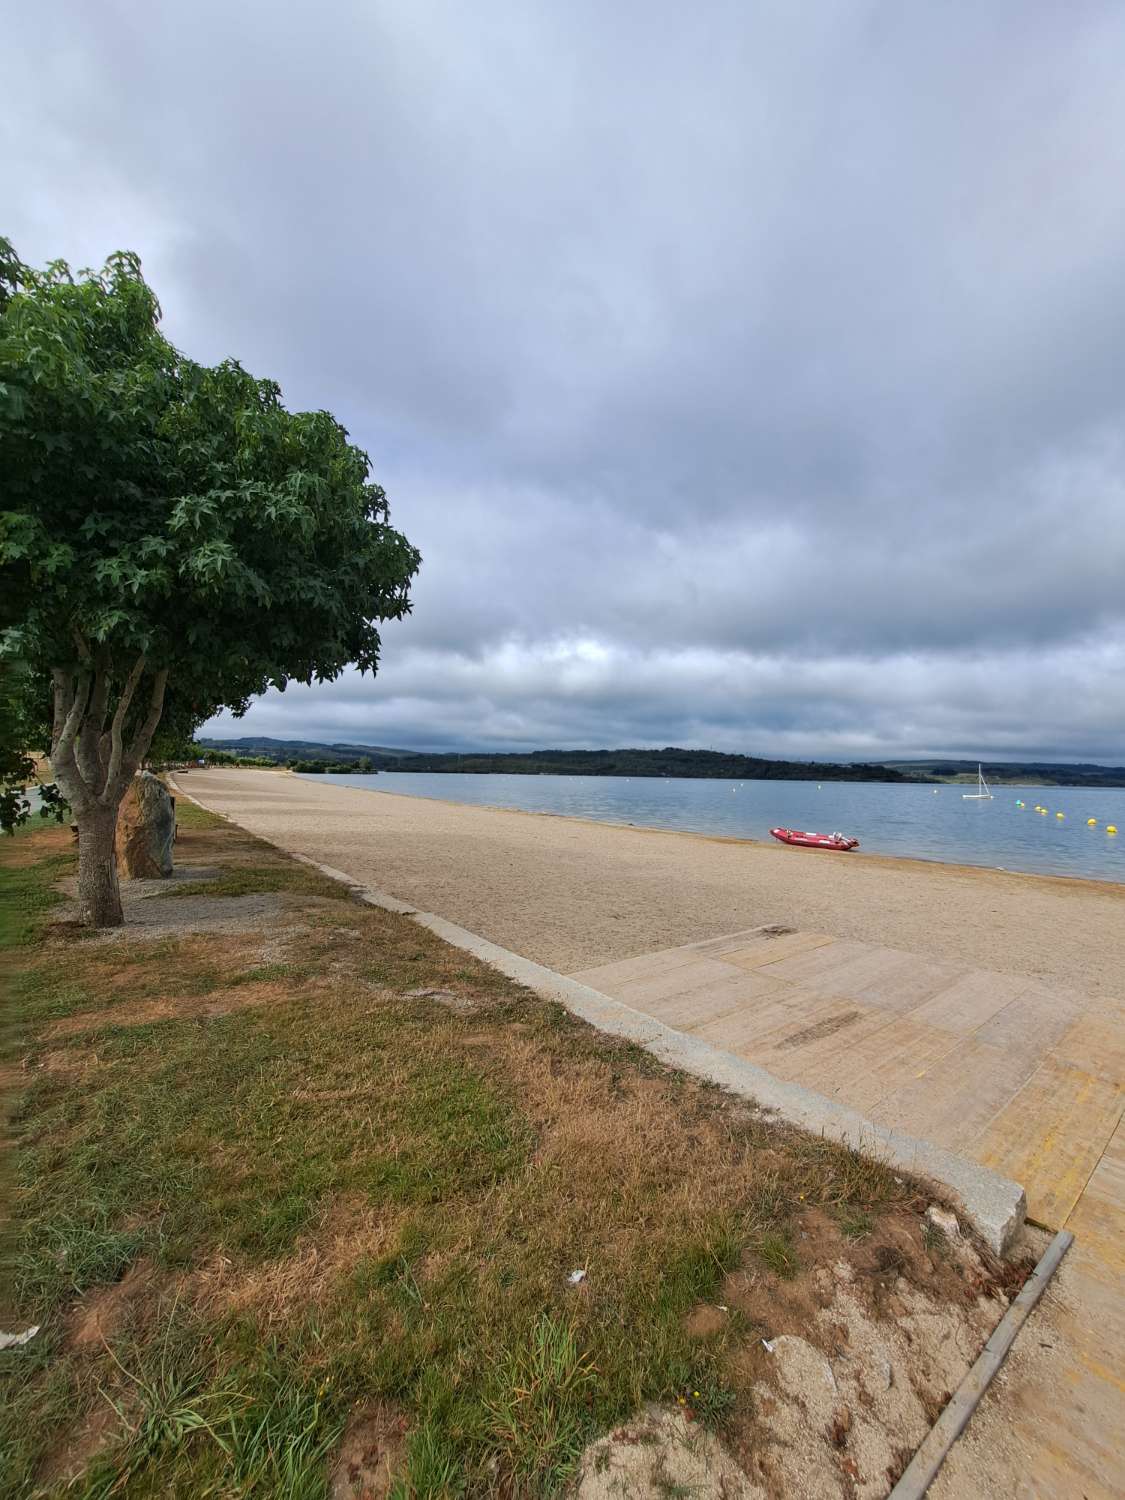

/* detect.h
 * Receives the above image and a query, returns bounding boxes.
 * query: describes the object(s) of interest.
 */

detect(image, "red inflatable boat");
[770,827,859,851]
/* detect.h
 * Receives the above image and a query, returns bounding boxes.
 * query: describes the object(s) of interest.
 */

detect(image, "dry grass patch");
[190,1195,409,1326]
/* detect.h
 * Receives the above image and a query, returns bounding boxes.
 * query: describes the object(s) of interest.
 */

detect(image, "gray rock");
[116,773,176,879]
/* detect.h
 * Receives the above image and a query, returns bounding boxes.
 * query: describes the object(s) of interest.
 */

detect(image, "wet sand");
[179,769,1125,999]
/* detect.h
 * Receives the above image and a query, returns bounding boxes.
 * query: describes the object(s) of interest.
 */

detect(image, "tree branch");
[101,654,146,798]
[51,670,72,756]
[53,667,92,765]
[49,667,96,812]
[119,668,169,787]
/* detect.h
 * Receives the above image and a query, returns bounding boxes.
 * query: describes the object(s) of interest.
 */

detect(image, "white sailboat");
[962,764,993,800]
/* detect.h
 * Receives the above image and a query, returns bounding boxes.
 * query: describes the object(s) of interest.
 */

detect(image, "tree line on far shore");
[199,740,928,783]
[381,747,928,781]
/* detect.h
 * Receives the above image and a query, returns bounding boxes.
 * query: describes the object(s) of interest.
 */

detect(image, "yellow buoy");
[1056,811,1065,819]
[1108,825,1118,835]
[1087,818,1097,827]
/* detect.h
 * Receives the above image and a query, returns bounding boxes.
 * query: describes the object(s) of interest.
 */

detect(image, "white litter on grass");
[567,1269,587,1285]
[762,1338,777,1353]
[0,1326,40,1350]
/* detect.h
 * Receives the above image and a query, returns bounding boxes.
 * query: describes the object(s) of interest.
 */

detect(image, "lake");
[304,772,1125,883]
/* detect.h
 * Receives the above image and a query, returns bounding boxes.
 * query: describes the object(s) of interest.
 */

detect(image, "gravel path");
[179,768,1125,999]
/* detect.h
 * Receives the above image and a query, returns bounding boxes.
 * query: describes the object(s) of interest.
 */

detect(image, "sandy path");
[179,769,1125,999]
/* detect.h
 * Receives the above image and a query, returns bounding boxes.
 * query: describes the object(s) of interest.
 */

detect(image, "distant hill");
[382,747,928,782]
[198,742,1125,787]
[884,759,1125,788]
[197,737,419,766]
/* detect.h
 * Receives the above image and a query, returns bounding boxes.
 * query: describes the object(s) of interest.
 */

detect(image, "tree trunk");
[50,654,169,929]
[76,803,124,927]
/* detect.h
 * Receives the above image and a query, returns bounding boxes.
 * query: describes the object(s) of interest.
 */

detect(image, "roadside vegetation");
[1,804,1012,1497]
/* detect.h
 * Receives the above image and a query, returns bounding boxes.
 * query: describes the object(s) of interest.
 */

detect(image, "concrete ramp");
[572,925,1123,1232]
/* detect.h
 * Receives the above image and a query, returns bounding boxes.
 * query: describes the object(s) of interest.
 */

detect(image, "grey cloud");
[207,629,1125,763]
[6,2,1125,757]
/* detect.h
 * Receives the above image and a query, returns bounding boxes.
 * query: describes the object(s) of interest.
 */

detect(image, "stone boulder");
[115,772,176,879]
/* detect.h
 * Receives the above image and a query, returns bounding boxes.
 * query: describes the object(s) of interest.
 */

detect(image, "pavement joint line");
[167,780,1028,1255]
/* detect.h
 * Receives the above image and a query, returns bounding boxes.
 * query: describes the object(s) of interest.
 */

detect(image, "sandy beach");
[181,769,1125,999]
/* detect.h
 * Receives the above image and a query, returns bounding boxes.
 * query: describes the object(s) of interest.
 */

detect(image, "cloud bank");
[6,1,1125,758]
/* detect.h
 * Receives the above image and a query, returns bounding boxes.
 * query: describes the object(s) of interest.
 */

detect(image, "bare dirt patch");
[77,890,293,941]
[685,1303,730,1339]
[709,1207,1026,1498]
[67,1258,155,1351]
[328,1402,409,1500]
[35,1403,123,1492]
[575,1405,764,1498]
[403,985,478,1013]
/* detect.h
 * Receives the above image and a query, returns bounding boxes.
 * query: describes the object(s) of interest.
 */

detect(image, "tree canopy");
[0,240,420,918]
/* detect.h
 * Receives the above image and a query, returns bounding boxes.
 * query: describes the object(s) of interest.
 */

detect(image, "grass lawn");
[0,803,1011,1498]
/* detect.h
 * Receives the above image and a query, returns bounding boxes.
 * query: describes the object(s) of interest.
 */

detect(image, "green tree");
[0,241,420,925]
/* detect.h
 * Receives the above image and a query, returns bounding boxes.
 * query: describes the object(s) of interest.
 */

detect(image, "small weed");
[393,1418,465,1498]
[654,1479,694,1499]
[228,963,304,985]
[680,1365,737,1428]
[756,1230,800,1279]
[226,1359,343,1499]
[837,1208,873,1241]
[484,1317,597,1488]
[170,799,225,831]
[873,1245,909,1278]
[922,1221,948,1257]
[79,1319,242,1495]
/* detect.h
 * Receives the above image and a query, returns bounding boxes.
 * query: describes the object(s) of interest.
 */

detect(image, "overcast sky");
[7,2,1125,760]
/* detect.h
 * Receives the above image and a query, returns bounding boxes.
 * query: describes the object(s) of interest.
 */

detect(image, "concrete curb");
[889,1228,1074,1498]
[168,781,1026,1256]
[293,853,1027,1256]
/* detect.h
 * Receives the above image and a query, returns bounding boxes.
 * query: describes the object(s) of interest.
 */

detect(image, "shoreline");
[288,771,1125,898]
[181,769,1125,993]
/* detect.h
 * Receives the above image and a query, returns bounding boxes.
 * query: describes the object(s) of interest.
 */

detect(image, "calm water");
[306,772,1125,883]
